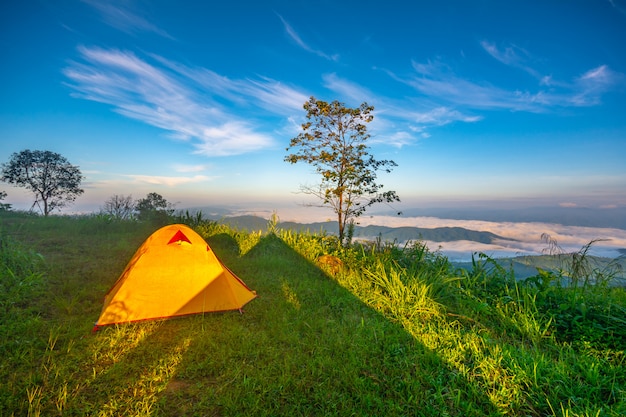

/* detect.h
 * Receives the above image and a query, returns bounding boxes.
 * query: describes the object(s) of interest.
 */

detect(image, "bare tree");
[102,194,135,220]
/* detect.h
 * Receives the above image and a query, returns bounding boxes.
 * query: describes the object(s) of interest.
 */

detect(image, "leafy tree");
[135,192,174,223]
[102,194,135,220]
[0,190,11,211]
[285,96,400,245]
[0,150,84,216]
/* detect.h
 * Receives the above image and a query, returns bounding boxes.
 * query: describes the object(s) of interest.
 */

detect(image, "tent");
[94,224,256,330]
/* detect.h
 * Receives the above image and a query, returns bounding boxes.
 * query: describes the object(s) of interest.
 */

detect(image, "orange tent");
[94,224,256,329]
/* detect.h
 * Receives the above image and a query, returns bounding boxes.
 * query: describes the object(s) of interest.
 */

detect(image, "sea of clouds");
[356,215,626,261]
[254,207,626,262]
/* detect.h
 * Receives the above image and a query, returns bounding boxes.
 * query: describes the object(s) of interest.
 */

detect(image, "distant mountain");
[210,214,270,231]
[192,210,626,284]
[353,225,512,244]
[207,215,513,244]
[186,204,626,230]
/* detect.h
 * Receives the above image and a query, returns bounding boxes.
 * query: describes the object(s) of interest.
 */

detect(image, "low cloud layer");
[358,215,626,260]
[274,207,626,261]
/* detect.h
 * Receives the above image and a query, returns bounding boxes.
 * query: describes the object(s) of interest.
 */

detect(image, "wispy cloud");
[609,0,626,16]
[152,56,309,115]
[322,73,375,104]
[323,72,481,146]
[127,174,213,187]
[277,14,339,62]
[405,51,624,112]
[571,64,623,105]
[409,106,482,125]
[322,73,421,146]
[407,59,547,111]
[173,164,211,173]
[89,173,217,189]
[319,44,623,147]
[82,0,174,39]
[480,40,543,79]
[481,41,625,107]
[64,46,309,156]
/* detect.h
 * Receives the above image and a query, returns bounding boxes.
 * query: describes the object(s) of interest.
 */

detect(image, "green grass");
[1,211,624,416]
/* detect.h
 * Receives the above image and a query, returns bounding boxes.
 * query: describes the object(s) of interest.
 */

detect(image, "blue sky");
[1,0,625,217]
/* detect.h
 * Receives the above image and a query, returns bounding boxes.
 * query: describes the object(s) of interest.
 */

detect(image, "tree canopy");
[135,192,174,223]
[0,150,84,216]
[285,96,400,245]
[0,190,10,212]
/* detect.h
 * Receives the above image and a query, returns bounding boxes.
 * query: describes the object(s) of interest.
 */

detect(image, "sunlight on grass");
[91,322,162,367]
[281,280,301,310]
[97,336,191,416]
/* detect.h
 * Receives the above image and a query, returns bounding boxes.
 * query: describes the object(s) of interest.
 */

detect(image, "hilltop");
[1,211,625,415]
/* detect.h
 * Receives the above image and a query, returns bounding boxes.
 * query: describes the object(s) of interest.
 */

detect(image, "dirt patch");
[165,378,191,394]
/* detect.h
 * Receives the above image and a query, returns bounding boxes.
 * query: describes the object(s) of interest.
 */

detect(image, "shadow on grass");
[154,233,500,416]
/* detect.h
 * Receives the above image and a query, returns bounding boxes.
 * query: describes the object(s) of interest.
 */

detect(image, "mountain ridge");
[202,214,515,244]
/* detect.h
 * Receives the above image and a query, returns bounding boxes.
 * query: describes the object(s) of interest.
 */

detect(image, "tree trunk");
[337,210,344,246]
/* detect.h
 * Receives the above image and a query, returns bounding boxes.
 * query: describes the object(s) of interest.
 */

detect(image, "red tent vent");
[168,230,191,245]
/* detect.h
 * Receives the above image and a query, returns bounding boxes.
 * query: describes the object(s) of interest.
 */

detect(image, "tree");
[135,192,174,223]
[0,190,11,211]
[102,194,135,220]
[0,150,84,216]
[285,96,400,245]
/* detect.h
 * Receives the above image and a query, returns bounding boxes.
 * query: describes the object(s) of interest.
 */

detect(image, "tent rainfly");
[94,224,256,330]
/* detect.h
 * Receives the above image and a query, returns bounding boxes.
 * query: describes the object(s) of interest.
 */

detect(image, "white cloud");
[64,46,297,156]
[277,14,339,62]
[195,122,276,156]
[322,73,375,104]
[481,41,519,65]
[409,106,481,125]
[127,174,214,187]
[407,59,548,111]
[82,0,174,39]
[570,65,623,105]
[358,215,626,260]
[237,76,309,114]
[480,40,542,79]
[381,131,414,148]
[152,56,309,115]
[609,0,626,15]
[267,207,626,261]
[172,164,210,173]
[322,73,482,147]
[86,174,217,190]
[404,48,625,112]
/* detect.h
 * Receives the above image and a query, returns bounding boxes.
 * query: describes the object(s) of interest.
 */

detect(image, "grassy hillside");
[1,211,625,416]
